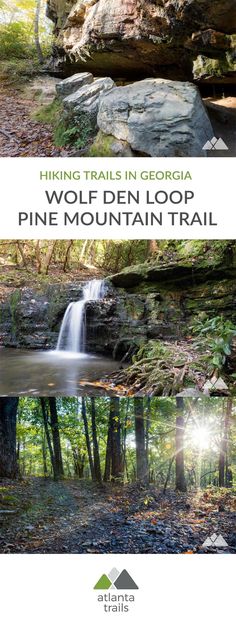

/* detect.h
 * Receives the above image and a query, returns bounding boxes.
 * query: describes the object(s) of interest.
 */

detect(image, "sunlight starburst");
[190,425,211,450]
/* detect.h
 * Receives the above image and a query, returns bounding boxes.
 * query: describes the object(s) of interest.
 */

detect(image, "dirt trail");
[0,85,69,157]
[0,479,235,554]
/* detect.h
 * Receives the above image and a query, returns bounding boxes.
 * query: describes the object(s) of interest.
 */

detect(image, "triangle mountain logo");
[94,568,138,590]
[202,533,228,548]
[202,136,228,150]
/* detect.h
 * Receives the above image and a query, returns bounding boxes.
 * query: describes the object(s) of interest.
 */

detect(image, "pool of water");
[0,348,120,396]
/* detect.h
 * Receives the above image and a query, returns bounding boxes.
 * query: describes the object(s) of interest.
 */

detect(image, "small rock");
[63,77,115,123]
[56,72,93,97]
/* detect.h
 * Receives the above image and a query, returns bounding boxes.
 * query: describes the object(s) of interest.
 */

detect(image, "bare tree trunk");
[134,398,148,483]
[104,414,112,482]
[42,431,48,477]
[81,398,95,480]
[219,411,226,488]
[145,397,150,464]
[79,240,88,263]
[63,240,74,272]
[43,242,56,275]
[0,398,18,478]
[175,397,187,492]
[110,398,122,481]
[35,240,42,273]
[34,0,44,64]
[40,398,56,479]
[146,240,159,259]
[163,455,175,494]
[48,398,64,479]
[90,398,102,483]
[219,399,232,487]
[16,241,28,268]
[122,398,130,481]
[224,398,232,486]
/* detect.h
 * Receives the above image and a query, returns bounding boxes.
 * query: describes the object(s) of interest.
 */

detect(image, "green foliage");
[13,397,236,490]
[34,104,96,150]
[0,58,42,86]
[191,315,236,370]
[0,22,35,59]
[0,0,52,86]
[88,132,116,157]
[53,112,95,149]
[33,98,63,124]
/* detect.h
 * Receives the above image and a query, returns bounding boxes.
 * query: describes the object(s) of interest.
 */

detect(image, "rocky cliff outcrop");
[47,0,236,82]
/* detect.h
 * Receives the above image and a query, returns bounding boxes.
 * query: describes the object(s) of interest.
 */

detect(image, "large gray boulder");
[56,72,93,97]
[97,79,214,157]
[63,76,115,120]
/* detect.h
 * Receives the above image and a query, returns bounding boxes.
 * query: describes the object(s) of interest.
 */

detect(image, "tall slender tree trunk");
[219,399,232,487]
[110,398,122,481]
[48,398,64,479]
[90,398,102,483]
[219,412,226,487]
[122,398,130,481]
[72,448,85,478]
[0,398,18,478]
[63,240,74,272]
[145,397,150,475]
[43,242,56,275]
[16,241,28,268]
[35,240,42,273]
[79,240,88,263]
[40,398,56,479]
[175,397,187,492]
[81,398,95,480]
[146,240,158,258]
[134,398,148,483]
[104,414,112,481]
[42,431,48,477]
[34,0,44,64]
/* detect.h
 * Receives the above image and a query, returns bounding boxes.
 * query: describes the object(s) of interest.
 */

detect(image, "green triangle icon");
[94,574,112,590]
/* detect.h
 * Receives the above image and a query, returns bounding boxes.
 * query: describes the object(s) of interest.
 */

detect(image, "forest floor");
[0,72,72,157]
[0,88,68,157]
[0,264,104,298]
[0,478,235,554]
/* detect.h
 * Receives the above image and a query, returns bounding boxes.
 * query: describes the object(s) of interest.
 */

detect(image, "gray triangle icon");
[214,535,228,547]
[114,569,138,590]
[202,140,213,150]
[215,138,228,150]
[202,537,213,546]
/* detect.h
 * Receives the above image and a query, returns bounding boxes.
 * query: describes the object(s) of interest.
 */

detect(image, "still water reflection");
[0,348,120,396]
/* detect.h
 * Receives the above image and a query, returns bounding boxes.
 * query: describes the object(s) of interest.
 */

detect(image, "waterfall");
[56,279,105,354]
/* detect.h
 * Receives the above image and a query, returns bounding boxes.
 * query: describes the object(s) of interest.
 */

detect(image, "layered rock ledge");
[47,0,236,83]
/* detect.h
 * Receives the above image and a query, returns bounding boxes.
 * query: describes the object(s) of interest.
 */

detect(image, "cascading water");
[56,279,105,354]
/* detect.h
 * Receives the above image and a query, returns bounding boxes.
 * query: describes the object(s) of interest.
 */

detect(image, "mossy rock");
[88,131,133,157]
[194,51,236,81]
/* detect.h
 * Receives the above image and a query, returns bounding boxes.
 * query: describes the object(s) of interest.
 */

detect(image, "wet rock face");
[0,284,85,350]
[47,0,236,82]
